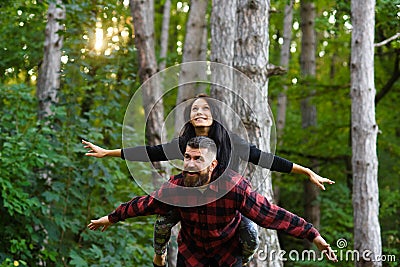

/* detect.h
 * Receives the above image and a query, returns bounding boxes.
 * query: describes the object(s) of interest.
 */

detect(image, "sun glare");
[94,28,104,52]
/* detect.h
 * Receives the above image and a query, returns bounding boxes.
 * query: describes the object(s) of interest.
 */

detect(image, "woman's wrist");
[107,148,122,158]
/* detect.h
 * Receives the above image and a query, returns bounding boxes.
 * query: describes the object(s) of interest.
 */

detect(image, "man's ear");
[211,159,218,170]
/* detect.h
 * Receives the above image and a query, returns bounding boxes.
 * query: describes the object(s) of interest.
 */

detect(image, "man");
[88,136,337,266]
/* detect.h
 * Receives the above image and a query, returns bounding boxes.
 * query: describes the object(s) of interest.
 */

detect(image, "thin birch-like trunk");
[36,2,65,265]
[351,0,382,266]
[37,0,65,120]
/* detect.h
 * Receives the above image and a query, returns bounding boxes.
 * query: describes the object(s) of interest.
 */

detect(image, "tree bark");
[276,0,293,139]
[129,0,167,181]
[36,2,65,265]
[158,0,171,70]
[174,0,209,133]
[299,0,320,250]
[233,0,282,266]
[274,0,294,203]
[37,0,65,120]
[351,0,382,266]
[210,0,237,130]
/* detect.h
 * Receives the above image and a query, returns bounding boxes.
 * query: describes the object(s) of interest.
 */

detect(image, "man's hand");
[313,236,338,262]
[87,216,112,232]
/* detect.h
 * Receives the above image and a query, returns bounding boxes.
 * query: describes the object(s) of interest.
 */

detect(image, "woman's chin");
[193,124,212,128]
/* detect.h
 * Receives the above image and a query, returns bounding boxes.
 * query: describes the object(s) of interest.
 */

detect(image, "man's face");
[182,146,217,187]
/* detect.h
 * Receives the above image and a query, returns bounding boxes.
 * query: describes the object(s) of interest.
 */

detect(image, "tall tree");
[158,0,171,70]
[210,0,237,130]
[36,1,65,265]
[37,0,65,120]
[233,0,282,266]
[351,0,382,266]
[299,0,320,250]
[274,0,294,203]
[129,0,167,182]
[276,0,294,140]
[170,2,210,263]
[175,0,209,133]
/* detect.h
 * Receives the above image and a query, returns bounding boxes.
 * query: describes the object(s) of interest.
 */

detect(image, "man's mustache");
[182,170,200,175]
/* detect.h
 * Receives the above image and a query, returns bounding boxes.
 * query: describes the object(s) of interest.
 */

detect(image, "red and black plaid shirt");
[108,170,320,266]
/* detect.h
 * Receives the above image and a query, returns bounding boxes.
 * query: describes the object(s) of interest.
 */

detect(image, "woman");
[83,94,334,266]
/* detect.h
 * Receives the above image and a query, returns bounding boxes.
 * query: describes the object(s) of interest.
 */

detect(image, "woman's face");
[190,98,213,128]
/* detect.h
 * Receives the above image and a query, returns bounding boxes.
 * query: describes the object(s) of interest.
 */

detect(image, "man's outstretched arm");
[87,192,173,234]
[239,188,337,262]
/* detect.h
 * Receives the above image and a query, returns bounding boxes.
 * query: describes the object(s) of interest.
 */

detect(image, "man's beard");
[183,168,210,187]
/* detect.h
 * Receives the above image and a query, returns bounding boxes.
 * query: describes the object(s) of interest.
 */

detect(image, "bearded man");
[88,136,337,266]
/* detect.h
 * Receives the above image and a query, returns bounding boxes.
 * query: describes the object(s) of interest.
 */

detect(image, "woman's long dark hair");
[178,94,232,178]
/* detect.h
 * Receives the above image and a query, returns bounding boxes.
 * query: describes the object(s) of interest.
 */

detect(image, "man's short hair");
[187,136,217,158]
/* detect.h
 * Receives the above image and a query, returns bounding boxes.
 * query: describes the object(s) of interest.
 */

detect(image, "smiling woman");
[190,98,213,129]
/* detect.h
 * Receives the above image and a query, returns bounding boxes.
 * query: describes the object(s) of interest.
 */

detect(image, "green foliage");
[1,0,399,266]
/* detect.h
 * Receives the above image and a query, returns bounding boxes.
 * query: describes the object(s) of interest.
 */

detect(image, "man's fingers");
[324,247,338,262]
[88,223,97,230]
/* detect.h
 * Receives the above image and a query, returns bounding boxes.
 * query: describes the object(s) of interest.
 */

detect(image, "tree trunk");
[299,0,320,250]
[174,0,209,133]
[274,0,294,203]
[158,0,171,70]
[233,0,282,266]
[351,0,382,266]
[36,2,65,265]
[129,0,167,180]
[37,0,65,120]
[210,0,237,130]
[276,0,293,139]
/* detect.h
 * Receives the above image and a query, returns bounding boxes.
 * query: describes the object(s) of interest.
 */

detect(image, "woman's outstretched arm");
[82,139,121,158]
[232,134,335,189]
[82,138,183,162]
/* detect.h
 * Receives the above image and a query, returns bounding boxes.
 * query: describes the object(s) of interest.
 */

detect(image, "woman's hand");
[291,163,335,190]
[87,216,112,232]
[82,140,108,158]
[307,169,335,191]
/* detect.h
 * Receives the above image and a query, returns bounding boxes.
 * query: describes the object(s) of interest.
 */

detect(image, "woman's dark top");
[121,133,293,173]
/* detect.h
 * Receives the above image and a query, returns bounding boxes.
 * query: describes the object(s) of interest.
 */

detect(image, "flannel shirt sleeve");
[108,182,176,224]
[108,194,174,223]
[238,185,320,242]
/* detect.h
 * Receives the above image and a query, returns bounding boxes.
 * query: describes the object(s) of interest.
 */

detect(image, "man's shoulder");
[222,169,252,191]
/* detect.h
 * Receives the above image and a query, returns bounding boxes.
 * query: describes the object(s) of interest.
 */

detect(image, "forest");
[0,0,399,266]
